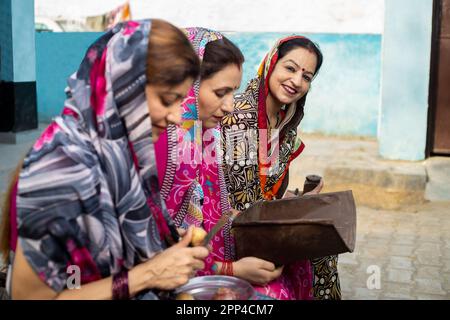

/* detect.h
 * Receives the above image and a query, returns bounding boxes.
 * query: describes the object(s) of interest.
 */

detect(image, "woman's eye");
[303,75,312,82]
[286,66,296,72]
[161,97,177,107]
[215,91,226,98]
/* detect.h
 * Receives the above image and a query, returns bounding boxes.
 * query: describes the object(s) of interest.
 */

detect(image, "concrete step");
[424,157,450,202]
[322,162,427,210]
[289,134,449,210]
[0,126,45,145]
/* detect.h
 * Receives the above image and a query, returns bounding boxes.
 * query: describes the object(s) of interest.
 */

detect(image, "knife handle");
[303,175,322,194]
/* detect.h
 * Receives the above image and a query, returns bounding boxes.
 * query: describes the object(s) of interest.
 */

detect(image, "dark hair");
[147,19,200,86]
[278,37,323,77]
[200,36,245,80]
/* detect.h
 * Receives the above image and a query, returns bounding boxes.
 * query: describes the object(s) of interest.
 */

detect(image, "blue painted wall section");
[11,0,36,82]
[36,31,382,138]
[379,0,433,161]
[0,0,14,81]
[0,0,36,82]
[35,32,102,121]
[0,0,37,132]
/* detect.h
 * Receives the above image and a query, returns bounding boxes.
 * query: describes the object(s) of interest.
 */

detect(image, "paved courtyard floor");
[339,202,450,300]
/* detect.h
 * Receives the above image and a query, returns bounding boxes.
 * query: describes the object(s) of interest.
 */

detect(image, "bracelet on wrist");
[219,261,233,276]
[112,269,130,300]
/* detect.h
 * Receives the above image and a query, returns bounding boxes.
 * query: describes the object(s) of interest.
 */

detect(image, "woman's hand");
[129,226,209,293]
[11,226,209,299]
[232,257,283,286]
[177,227,187,237]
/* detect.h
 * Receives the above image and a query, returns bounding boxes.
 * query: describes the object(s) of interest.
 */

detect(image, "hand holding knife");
[184,209,239,247]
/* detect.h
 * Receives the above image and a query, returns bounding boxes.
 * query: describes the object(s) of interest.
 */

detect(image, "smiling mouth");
[282,84,298,95]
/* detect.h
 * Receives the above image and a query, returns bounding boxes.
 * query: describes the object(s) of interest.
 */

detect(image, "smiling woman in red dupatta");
[222,36,341,300]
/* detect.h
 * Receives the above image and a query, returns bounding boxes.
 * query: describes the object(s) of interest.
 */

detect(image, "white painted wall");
[36,0,385,34]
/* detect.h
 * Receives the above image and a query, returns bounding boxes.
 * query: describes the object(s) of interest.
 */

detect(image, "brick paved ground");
[338,202,450,300]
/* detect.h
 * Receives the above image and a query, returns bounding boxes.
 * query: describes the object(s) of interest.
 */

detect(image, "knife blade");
[202,210,233,246]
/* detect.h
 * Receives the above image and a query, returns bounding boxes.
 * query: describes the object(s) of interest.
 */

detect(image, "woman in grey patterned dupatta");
[0,19,209,300]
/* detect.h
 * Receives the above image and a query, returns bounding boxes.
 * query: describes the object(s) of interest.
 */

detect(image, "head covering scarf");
[13,20,177,293]
[221,36,315,300]
[222,36,307,211]
[223,36,341,300]
[155,27,234,274]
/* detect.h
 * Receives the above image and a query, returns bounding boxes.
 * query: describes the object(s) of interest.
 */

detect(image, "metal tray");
[174,276,255,300]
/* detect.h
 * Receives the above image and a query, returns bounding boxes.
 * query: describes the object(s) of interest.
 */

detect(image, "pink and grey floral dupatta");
[10,20,177,294]
[155,28,235,274]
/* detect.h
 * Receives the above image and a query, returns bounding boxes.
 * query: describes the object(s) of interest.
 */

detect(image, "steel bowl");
[174,275,255,300]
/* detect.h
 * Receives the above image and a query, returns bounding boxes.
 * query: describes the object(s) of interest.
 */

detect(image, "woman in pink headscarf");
[155,29,319,300]
[154,27,244,274]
